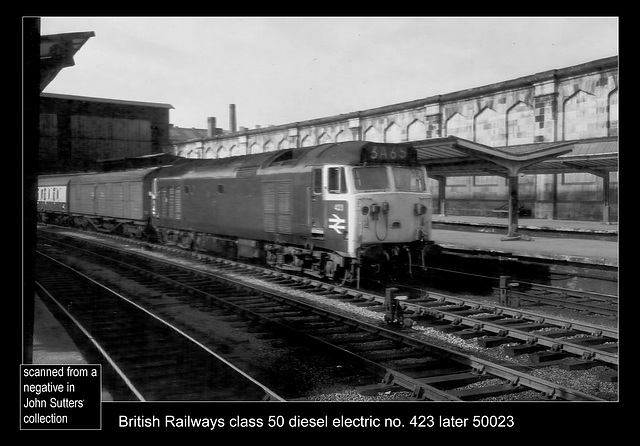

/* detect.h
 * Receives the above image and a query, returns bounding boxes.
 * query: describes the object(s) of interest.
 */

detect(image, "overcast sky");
[40,17,618,130]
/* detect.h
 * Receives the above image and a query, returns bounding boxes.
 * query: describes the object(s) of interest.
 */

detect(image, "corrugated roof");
[523,138,618,175]
[411,136,617,177]
[40,92,173,109]
[412,137,574,177]
[170,126,208,142]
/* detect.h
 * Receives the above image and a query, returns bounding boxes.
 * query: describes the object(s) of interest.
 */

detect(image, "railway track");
[506,283,617,317]
[35,229,611,401]
[415,265,618,317]
[36,227,619,370]
[34,250,283,402]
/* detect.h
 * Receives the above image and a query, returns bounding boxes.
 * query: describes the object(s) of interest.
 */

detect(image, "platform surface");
[433,215,618,234]
[432,216,618,266]
[29,295,114,401]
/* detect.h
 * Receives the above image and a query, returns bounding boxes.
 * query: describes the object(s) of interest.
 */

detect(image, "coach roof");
[69,167,160,184]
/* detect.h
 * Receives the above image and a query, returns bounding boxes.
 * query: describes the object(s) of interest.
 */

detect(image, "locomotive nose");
[357,194,430,244]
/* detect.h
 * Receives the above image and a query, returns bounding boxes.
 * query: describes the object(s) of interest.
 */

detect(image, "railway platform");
[431,215,618,267]
[29,293,114,401]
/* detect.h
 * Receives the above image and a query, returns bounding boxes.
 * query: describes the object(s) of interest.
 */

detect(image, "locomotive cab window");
[392,167,426,191]
[353,167,389,191]
[328,167,346,194]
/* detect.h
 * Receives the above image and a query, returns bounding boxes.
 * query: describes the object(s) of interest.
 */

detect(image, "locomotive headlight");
[414,203,427,216]
[361,206,370,215]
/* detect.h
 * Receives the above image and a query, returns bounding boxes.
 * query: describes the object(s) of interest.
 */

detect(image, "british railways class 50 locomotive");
[151,141,436,285]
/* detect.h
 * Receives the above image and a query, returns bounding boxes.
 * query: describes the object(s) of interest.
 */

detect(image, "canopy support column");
[500,165,532,241]
[602,172,611,224]
[506,174,519,238]
[437,176,446,216]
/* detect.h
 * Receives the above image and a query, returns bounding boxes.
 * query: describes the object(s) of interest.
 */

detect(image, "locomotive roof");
[159,142,415,179]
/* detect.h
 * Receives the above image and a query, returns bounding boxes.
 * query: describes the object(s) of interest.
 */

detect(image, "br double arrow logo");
[328,214,346,234]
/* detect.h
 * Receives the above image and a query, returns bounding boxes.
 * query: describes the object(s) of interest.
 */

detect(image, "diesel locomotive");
[37,141,438,285]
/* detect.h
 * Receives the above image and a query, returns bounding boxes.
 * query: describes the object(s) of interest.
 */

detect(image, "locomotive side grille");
[175,186,182,220]
[263,180,292,234]
[278,214,292,233]
[263,182,276,233]
[168,187,175,219]
[236,166,258,178]
[277,181,292,234]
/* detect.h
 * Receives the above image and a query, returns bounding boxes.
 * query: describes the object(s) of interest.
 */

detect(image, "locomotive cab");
[351,162,433,279]
[307,143,434,282]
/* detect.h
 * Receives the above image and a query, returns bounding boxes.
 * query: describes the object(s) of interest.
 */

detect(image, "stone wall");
[172,56,618,221]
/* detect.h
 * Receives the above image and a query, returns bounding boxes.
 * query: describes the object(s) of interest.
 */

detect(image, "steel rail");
[41,227,620,365]
[34,249,285,402]
[34,272,147,402]
[509,289,617,317]
[401,303,617,366]
[38,236,461,401]
[39,235,605,401]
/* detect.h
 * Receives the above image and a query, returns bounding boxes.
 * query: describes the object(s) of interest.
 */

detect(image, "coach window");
[328,167,346,194]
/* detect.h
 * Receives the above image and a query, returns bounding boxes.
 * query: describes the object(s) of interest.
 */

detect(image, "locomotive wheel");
[402,318,414,328]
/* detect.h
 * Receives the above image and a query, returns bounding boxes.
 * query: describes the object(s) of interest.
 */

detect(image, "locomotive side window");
[328,167,346,194]
[313,168,322,194]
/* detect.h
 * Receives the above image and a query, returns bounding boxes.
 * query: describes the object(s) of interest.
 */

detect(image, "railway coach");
[152,141,436,284]
[37,168,160,239]
[37,173,78,216]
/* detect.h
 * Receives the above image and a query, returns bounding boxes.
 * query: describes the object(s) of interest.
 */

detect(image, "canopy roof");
[412,136,617,179]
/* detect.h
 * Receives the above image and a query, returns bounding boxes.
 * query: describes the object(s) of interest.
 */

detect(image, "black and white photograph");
[22,16,619,435]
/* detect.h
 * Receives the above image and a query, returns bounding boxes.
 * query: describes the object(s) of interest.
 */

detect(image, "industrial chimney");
[229,104,237,133]
[207,117,216,137]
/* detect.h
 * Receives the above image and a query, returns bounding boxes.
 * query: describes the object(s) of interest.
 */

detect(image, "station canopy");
[411,135,618,236]
[411,136,618,179]
[40,31,95,91]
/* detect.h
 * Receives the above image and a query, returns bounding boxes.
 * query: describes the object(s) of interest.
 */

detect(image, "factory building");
[38,93,173,174]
